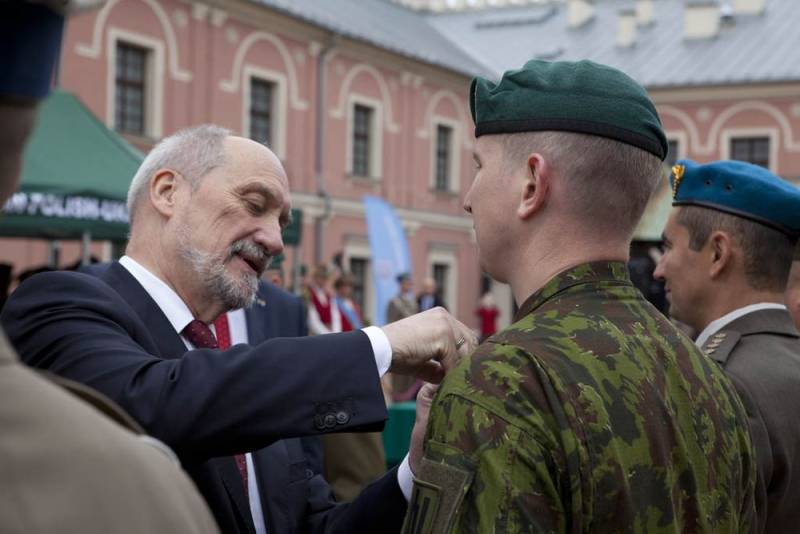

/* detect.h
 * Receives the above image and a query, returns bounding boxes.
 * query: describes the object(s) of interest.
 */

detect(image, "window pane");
[250,78,274,146]
[433,263,449,306]
[730,137,770,168]
[115,42,148,136]
[352,105,372,176]
[349,257,368,316]
[435,125,452,191]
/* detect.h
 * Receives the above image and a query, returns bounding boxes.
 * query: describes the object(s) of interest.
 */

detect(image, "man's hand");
[381,307,477,383]
[408,382,438,475]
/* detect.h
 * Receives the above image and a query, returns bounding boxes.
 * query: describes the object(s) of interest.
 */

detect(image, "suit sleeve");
[303,466,407,534]
[1,272,387,459]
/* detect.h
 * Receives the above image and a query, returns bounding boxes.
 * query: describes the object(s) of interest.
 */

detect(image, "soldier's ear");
[708,231,733,279]
[517,153,549,220]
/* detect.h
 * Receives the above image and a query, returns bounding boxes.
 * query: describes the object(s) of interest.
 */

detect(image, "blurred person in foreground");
[2,123,475,534]
[403,59,756,533]
[0,2,217,532]
[655,159,800,532]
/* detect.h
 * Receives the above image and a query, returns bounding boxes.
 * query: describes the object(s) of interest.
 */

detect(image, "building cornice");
[649,82,800,104]
[291,192,474,234]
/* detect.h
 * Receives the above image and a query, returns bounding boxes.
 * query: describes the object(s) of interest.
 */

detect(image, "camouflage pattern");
[404,262,756,534]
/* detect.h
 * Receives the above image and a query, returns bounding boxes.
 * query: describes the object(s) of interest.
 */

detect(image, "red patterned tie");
[183,316,250,498]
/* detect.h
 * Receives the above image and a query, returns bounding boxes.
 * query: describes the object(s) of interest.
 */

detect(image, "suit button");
[314,416,325,430]
[335,411,350,425]
[323,414,336,428]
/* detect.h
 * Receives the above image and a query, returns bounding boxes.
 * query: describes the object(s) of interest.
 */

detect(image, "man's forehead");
[221,138,289,187]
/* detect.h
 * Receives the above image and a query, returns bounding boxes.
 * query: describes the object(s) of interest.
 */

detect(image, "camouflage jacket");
[403,262,756,534]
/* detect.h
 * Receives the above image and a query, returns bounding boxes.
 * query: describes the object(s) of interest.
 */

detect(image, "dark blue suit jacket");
[1,263,391,534]
[246,282,407,533]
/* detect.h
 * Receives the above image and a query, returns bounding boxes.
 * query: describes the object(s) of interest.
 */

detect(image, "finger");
[452,318,479,348]
[416,382,439,406]
[414,361,445,384]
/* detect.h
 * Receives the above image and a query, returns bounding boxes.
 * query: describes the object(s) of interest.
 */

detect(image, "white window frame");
[430,116,461,193]
[721,127,779,172]
[346,95,383,180]
[106,27,164,138]
[242,65,287,160]
[343,236,375,324]
[427,245,458,313]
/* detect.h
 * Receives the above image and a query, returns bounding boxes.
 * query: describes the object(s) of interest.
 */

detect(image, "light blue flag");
[363,195,412,326]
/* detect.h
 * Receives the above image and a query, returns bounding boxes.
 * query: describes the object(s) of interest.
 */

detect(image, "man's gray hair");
[127,124,231,223]
[502,131,663,239]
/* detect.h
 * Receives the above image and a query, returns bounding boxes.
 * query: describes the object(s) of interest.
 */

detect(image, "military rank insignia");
[671,164,685,199]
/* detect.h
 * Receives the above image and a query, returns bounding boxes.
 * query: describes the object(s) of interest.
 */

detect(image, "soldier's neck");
[510,241,629,306]
[696,286,786,334]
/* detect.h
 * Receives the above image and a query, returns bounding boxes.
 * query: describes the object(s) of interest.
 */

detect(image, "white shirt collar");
[695,302,787,348]
[118,255,196,336]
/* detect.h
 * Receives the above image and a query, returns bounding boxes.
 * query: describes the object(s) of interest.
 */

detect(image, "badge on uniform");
[401,456,474,534]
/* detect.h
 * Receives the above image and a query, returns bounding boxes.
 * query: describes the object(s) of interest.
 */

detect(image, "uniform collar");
[514,261,630,322]
[695,302,788,348]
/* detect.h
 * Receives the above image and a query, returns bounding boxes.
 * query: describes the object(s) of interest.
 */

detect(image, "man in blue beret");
[655,159,800,533]
[403,59,756,533]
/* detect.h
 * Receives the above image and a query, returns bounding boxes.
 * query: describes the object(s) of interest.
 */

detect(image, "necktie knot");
[182,319,218,349]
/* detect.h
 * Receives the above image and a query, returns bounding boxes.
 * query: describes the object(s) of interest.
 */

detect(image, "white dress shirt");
[118,256,413,532]
[694,302,787,348]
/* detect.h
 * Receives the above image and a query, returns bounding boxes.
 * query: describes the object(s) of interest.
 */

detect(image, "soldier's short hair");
[501,131,662,239]
[677,205,796,292]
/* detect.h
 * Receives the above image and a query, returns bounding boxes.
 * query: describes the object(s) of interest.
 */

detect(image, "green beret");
[670,159,800,237]
[470,59,668,160]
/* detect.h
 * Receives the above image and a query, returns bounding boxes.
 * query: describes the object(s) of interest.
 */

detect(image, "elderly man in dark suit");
[2,124,475,533]
[0,3,218,532]
[655,159,800,533]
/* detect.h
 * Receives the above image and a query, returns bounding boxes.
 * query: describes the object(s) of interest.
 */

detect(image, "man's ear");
[708,230,733,280]
[517,153,549,220]
[149,169,181,218]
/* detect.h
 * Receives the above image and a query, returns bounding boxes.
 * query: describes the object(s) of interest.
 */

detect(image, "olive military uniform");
[404,262,756,533]
[699,308,800,533]
[669,159,800,532]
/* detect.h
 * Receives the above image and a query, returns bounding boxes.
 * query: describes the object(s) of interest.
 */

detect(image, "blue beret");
[670,159,800,237]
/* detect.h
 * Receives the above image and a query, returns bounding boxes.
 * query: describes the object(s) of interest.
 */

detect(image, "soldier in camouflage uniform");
[403,60,756,533]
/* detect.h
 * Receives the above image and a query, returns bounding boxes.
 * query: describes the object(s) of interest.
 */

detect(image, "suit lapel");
[246,284,274,341]
[100,262,188,358]
[253,441,290,534]
[212,457,257,534]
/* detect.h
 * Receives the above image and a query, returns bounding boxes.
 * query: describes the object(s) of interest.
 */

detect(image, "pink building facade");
[3,0,800,329]
[6,0,484,327]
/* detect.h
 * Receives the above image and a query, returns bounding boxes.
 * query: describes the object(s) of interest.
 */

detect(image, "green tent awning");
[0,90,142,241]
